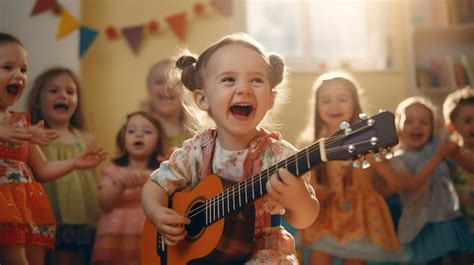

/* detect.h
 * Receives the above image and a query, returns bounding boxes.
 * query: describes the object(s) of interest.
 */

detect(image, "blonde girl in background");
[142,33,319,264]
[92,111,166,265]
[373,96,474,264]
[27,67,105,265]
[0,32,106,265]
[143,59,191,155]
[298,71,408,265]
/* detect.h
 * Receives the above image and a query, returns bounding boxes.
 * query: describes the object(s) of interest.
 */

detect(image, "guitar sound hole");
[185,201,206,239]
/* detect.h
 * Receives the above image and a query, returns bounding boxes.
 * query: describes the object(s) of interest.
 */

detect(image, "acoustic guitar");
[141,111,398,265]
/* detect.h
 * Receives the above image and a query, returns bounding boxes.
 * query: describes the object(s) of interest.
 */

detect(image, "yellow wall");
[81,0,408,155]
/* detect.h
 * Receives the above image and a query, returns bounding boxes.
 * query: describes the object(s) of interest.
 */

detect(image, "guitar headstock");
[324,111,398,164]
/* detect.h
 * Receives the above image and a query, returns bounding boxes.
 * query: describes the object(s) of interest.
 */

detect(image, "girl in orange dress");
[0,33,106,265]
[298,72,410,265]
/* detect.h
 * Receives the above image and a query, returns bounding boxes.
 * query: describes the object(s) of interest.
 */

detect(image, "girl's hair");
[27,67,85,129]
[144,59,188,124]
[113,111,166,169]
[443,86,474,125]
[298,71,363,147]
[395,96,438,140]
[0,32,23,46]
[169,32,289,133]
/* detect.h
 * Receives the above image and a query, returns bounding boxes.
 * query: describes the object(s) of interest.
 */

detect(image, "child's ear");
[193,90,209,111]
[268,90,277,110]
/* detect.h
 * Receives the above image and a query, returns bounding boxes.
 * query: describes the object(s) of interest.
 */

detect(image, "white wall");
[0,0,79,112]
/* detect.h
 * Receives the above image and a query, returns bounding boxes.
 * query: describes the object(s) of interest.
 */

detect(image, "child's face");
[125,114,159,160]
[38,73,78,126]
[198,43,276,141]
[317,80,354,132]
[148,64,182,117]
[399,104,433,151]
[0,42,27,112]
[452,104,474,148]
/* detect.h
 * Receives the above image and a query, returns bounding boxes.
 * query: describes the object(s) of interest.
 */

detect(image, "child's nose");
[236,83,252,96]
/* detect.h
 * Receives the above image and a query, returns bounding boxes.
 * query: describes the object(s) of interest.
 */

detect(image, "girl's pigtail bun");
[176,55,200,91]
[268,54,286,88]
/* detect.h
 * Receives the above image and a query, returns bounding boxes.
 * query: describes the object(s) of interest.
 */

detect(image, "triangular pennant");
[79,27,99,57]
[56,9,80,40]
[166,13,187,42]
[210,0,233,17]
[31,0,55,16]
[122,25,145,54]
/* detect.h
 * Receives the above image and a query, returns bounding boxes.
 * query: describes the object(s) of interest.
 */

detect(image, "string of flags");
[30,0,233,57]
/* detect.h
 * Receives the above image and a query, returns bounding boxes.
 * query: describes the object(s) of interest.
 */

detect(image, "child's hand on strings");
[73,147,107,169]
[151,205,190,246]
[0,123,32,144]
[266,168,312,211]
[28,120,59,146]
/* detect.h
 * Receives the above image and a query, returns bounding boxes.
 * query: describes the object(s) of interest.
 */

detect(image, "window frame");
[230,0,398,73]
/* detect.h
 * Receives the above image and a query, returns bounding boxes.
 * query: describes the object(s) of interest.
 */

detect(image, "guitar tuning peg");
[358,113,367,120]
[352,160,361,168]
[378,109,386,113]
[362,159,371,169]
[384,152,393,160]
[340,121,352,135]
[374,153,382,162]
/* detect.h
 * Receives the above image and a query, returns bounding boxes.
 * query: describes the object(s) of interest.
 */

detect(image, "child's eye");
[48,88,58,94]
[2,65,12,70]
[251,78,264,85]
[144,128,154,134]
[126,128,137,134]
[222,77,235,84]
[66,88,75,95]
[21,67,27,74]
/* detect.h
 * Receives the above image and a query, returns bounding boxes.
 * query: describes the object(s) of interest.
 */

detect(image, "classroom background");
[1,0,472,156]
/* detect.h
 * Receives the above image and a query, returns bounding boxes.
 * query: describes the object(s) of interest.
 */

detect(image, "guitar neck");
[202,140,323,226]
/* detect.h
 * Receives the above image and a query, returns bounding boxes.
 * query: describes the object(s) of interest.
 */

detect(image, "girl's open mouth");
[230,104,253,118]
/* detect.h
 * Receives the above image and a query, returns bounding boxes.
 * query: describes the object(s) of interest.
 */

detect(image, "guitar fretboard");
[200,139,326,226]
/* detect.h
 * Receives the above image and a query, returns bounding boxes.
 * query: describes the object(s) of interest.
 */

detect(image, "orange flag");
[166,13,187,42]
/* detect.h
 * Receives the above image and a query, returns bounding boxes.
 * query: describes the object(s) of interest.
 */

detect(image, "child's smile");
[0,42,27,112]
[399,104,433,151]
[198,43,276,150]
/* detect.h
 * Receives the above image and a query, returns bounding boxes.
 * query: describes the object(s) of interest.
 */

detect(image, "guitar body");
[141,175,255,265]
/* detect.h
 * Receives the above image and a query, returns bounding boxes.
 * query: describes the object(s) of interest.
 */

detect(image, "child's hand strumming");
[151,205,190,246]
[73,147,107,169]
[28,120,59,146]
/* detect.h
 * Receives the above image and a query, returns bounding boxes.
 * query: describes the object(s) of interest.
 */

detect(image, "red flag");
[166,13,187,42]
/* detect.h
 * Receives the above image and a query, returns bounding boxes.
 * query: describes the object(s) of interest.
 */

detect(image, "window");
[232,0,394,72]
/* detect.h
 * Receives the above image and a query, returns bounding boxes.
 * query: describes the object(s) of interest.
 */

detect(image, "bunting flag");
[210,0,233,17]
[31,0,233,57]
[166,13,187,42]
[31,0,55,16]
[122,25,145,54]
[79,27,99,57]
[57,9,81,39]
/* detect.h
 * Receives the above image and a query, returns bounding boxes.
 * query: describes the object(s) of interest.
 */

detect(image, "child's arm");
[0,122,32,144]
[451,150,474,173]
[370,156,407,193]
[99,168,152,211]
[266,169,319,229]
[27,144,106,182]
[141,179,190,246]
[28,120,59,146]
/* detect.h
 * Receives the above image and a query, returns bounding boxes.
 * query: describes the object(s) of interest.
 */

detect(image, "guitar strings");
[185,136,377,220]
